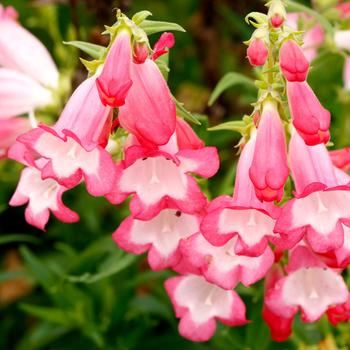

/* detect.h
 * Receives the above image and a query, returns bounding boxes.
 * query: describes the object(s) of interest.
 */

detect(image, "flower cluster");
[4,1,350,344]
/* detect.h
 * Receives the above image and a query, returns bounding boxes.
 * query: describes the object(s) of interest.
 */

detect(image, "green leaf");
[63,41,106,59]
[0,234,40,245]
[19,303,76,326]
[285,0,334,36]
[173,95,201,125]
[66,253,138,284]
[139,20,186,35]
[208,120,246,133]
[132,10,152,25]
[19,245,57,291]
[208,72,256,106]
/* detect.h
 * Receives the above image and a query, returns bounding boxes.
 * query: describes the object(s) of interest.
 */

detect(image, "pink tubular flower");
[264,246,348,341]
[246,38,268,66]
[113,208,201,271]
[287,81,331,146]
[117,58,176,147]
[96,30,133,107]
[107,122,219,220]
[330,147,350,172]
[274,131,350,253]
[0,5,58,88]
[165,274,247,342]
[0,117,30,158]
[279,40,309,82]
[334,30,350,52]
[151,32,175,61]
[201,134,280,256]
[249,101,289,202]
[10,165,79,230]
[179,232,274,290]
[9,75,116,197]
[0,68,53,118]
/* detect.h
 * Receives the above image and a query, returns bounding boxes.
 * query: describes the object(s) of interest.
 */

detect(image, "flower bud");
[268,0,286,28]
[133,42,148,64]
[247,38,268,67]
[279,40,309,82]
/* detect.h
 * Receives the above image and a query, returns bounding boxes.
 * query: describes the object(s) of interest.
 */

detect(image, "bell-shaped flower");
[330,147,350,172]
[264,245,348,341]
[10,164,79,230]
[0,68,53,118]
[201,133,280,256]
[0,5,58,88]
[179,232,274,290]
[246,38,268,67]
[9,75,116,197]
[164,274,247,342]
[117,58,176,147]
[96,30,133,107]
[274,131,350,253]
[249,101,289,202]
[279,40,309,82]
[0,117,30,158]
[107,122,219,220]
[113,208,201,271]
[287,81,330,145]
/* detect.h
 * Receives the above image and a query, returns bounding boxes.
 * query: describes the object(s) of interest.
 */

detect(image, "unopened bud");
[268,0,286,28]
[247,39,268,67]
[133,42,149,64]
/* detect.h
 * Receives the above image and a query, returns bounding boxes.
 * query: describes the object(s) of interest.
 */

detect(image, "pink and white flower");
[179,232,274,290]
[249,101,289,202]
[10,165,79,230]
[0,5,59,88]
[9,75,116,197]
[286,81,331,146]
[201,134,280,256]
[264,246,348,341]
[165,274,247,342]
[113,208,201,271]
[274,131,350,253]
[107,120,219,220]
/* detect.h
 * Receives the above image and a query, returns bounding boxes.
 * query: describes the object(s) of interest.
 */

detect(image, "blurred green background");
[0,0,349,349]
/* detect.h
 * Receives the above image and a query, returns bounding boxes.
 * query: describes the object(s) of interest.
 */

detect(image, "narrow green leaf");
[0,234,40,245]
[132,10,152,25]
[208,120,246,133]
[285,0,334,36]
[19,303,76,326]
[208,72,256,106]
[66,253,138,284]
[139,20,186,35]
[63,41,106,59]
[173,95,201,125]
[19,245,56,290]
